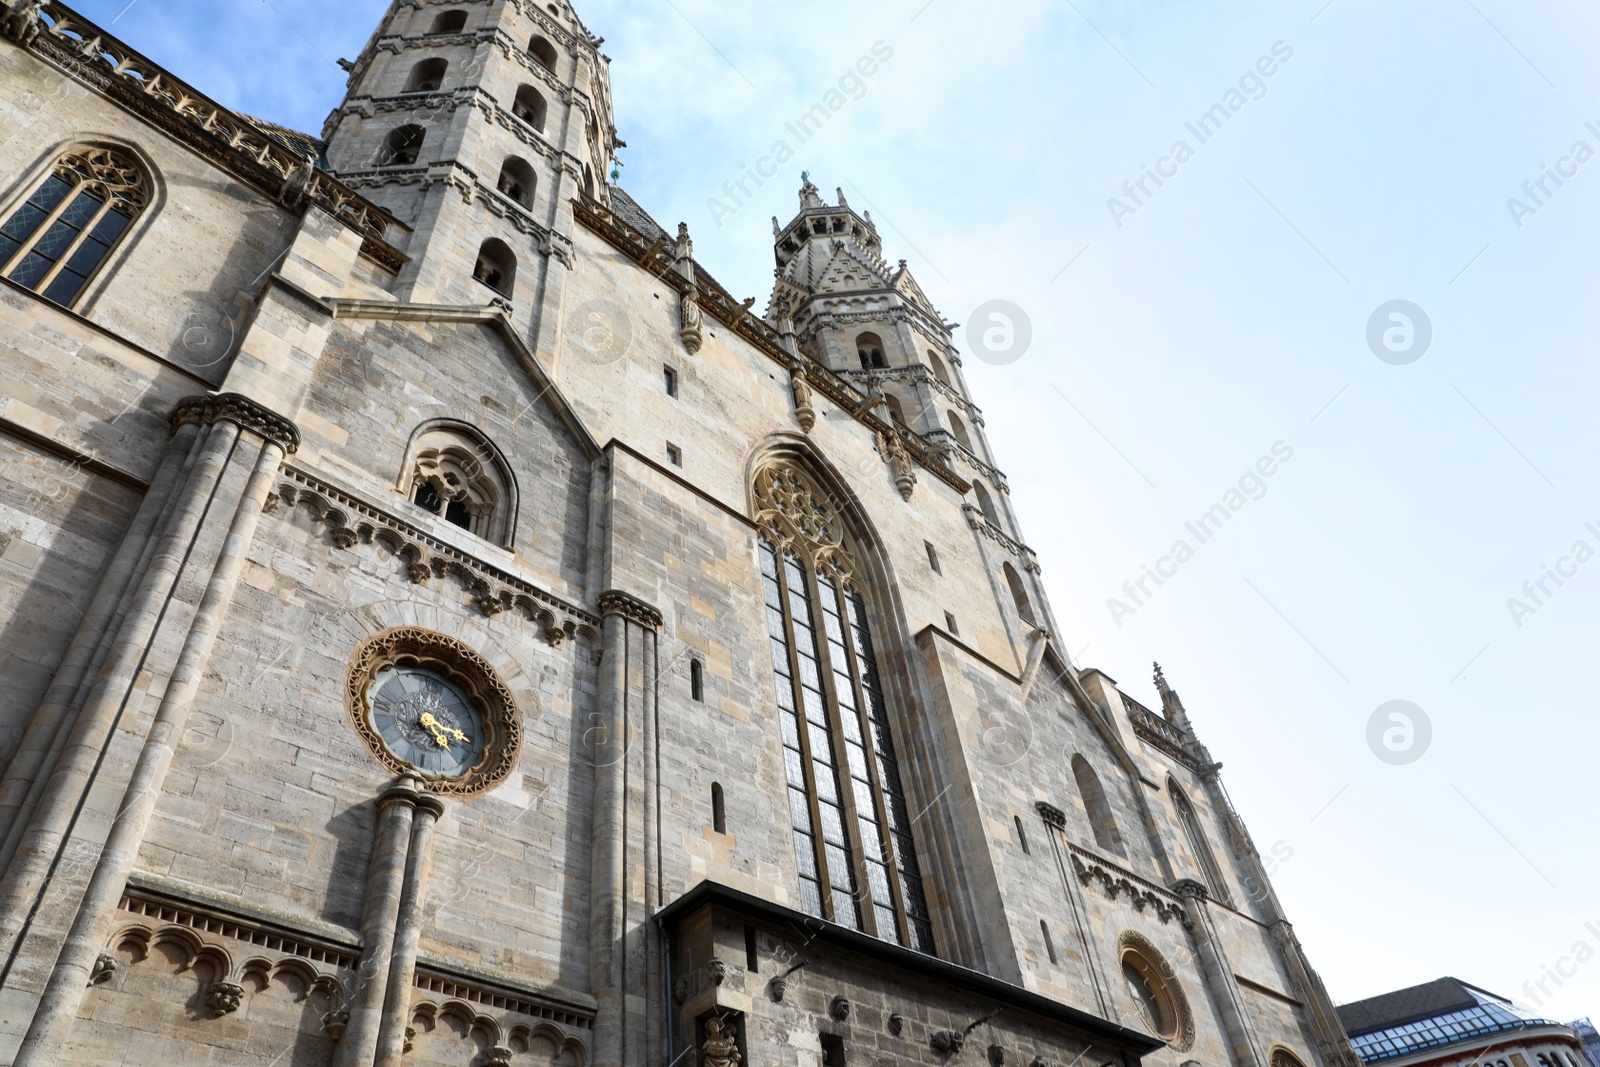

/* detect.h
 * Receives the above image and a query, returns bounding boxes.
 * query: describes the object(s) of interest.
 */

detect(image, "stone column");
[1037,803,1113,1017]
[0,408,239,958]
[1174,879,1265,1067]
[590,590,663,1067]
[14,407,294,1067]
[375,790,445,1067]
[0,418,202,869]
[337,778,423,1067]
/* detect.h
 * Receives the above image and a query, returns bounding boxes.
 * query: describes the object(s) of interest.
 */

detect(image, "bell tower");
[768,176,1049,630]
[322,0,617,321]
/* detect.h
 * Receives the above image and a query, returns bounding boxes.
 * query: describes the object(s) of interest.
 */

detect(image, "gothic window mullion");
[808,566,885,942]
[763,541,833,922]
[820,572,906,946]
[26,195,115,300]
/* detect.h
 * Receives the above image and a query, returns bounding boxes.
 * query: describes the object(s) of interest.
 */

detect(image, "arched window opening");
[428,10,467,33]
[856,331,886,370]
[496,157,537,209]
[756,460,935,954]
[883,394,907,427]
[1071,754,1125,855]
[1123,953,1174,1038]
[1170,778,1233,906]
[1270,1050,1311,1067]
[947,411,973,451]
[378,125,426,167]
[512,85,548,132]
[404,57,448,93]
[403,424,516,545]
[973,481,1001,527]
[0,145,149,308]
[529,35,558,70]
[928,350,952,385]
[690,659,704,702]
[1014,814,1029,854]
[711,782,726,833]
[1041,920,1057,964]
[1004,562,1036,626]
[473,238,515,296]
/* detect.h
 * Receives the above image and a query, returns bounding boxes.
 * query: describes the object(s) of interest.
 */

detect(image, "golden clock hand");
[448,727,469,743]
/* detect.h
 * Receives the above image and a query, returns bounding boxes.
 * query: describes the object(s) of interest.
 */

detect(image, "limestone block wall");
[0,47,302,377]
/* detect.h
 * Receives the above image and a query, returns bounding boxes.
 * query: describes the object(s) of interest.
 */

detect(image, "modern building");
[0,1,1362,1066]
[1567,1019,1599,1067]
[1338,978,1588,1067]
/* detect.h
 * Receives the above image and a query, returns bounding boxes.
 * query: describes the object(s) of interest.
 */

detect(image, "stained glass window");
[1,147,147,307]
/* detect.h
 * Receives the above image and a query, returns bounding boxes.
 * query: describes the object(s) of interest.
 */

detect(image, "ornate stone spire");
[1153,662,1194,735]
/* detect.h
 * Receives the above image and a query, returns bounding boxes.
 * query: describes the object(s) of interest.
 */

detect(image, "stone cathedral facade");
[0,2,1362,1067]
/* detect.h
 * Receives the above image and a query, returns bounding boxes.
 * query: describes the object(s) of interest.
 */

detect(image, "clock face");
[367,666,487,778]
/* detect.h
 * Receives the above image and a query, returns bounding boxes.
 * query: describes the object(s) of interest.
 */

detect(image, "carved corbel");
[882,432,917,500]
[790,362,815,433]
[1,0,44,45]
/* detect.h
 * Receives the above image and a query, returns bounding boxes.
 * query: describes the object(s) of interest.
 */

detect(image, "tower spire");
[1153,662,1194,734]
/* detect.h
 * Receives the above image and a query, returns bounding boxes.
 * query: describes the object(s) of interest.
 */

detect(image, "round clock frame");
[344,627,521,796]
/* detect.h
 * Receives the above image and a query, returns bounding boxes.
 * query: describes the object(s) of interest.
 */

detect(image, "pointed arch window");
[756,461,935,953]
[512,85,548,132]
[0,146,149,308]
[1003,562,1036,626]
[1170,778,1232,906]
[403,424,517,545]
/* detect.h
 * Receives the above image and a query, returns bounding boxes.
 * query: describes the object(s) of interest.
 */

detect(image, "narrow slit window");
[924,541,941,573]
[711,782,726,833]
[1041,920,1057,965]
[666,443,682,467]
[1015,814,1029,854]
[744,926,758,972]
[0,147,148,308]
[944,612,959,636]
[664,365,679,397]
[690,658,704,702]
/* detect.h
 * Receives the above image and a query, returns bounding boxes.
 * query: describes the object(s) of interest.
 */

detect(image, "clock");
[366,665,487,779]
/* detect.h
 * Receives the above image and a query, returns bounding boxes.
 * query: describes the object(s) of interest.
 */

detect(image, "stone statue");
[701,1016,742,1067]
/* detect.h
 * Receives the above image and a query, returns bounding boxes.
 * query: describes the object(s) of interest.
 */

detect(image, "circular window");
[368,666,487,778]
[1123,955,1173,1037]
[1115,931,1195,1051]
[345,628,521,795]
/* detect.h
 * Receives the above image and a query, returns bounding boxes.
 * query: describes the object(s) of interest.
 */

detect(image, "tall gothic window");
[0,147,148,308]
[403,424,516,545]
[1169,778,1233,906]
[755,461,935,953]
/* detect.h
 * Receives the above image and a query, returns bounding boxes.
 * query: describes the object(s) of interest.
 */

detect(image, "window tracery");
[754,459,934,952]
[403,425,516,546]
[0,146,149,307]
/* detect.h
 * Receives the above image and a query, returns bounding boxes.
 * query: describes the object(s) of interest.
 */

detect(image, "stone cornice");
[31,3,408,270]
[271,463,601,641]
[596,589,663,631]
[171,392,300,454]
[573,194,970,495]
[963,504,1040,573]
[1064,844,1192,929]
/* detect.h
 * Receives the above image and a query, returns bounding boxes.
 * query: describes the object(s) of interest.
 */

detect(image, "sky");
[70,0,1600,1022]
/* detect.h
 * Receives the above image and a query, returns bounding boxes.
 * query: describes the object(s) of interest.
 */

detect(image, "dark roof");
[607,185,669,241]
[240,115,327,165]
[1338,978,1500,1036]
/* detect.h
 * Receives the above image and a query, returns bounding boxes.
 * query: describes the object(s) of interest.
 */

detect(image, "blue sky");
[75,0,1600,1019]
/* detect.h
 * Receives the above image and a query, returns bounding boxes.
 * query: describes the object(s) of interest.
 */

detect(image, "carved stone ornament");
[1036,801,1066,830]
[403,1026,416,1054]
[89,952,118,986]
[1030,1058,1049,1067]
[752,462,855,583]
[790,363,816,433]
[888,1013,904,1036]
[932,1030,966,1056]
[701,1016,742,1067]
[706,957,728,986]
[343,627,522,797]
[171,392,301,454]
[1072,852,1191,928]
[322,1009,350,1040]
[485,1046,515,1067]
[882,432,917,500]
[1115,929,1197,1053]
[680,287,704,354]
[205,980,246,1016]
[1,0,45,45]
[673,976,689,1004]
[829,995,851,1022]
[598,589,665,631]
[989,1044,1006,1067]
[768,975,787,1002]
